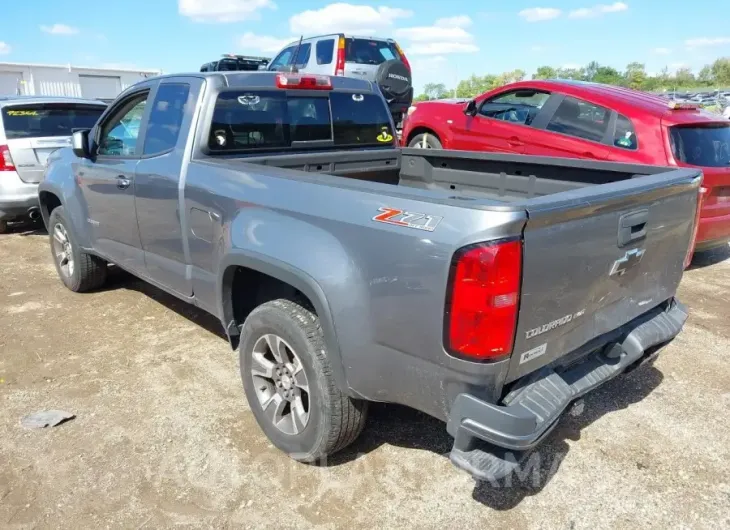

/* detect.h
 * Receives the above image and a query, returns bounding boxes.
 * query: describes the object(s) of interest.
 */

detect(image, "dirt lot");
[1,224,729,529]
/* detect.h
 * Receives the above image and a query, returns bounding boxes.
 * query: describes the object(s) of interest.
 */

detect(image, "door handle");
[507,136,524,147]
[583,151,596,158]
[116,176,131,190]
[618,209,648,247]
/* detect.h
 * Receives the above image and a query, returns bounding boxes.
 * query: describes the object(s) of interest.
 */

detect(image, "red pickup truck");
[402,80,730,253]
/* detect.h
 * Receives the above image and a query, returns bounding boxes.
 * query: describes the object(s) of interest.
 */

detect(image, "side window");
[269,46,294,70]
[97,92,148,157]
[143,84,191,156]
[291,43,311,68]
[316,39,334,65]
[546,96,610,143]
[479,90,550,126]
[613,114,638,150]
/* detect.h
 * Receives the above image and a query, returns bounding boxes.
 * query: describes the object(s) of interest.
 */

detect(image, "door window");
[268,46,295,70]
[546,96,610,143]
[268,44,311,70]
[97,93,149,157]
[316,39,335,65]
[290,43,311,68]
[479,90,550,125]
[143,84,191,155]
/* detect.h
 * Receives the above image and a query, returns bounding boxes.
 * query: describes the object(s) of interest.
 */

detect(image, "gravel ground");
[1,224,729,529]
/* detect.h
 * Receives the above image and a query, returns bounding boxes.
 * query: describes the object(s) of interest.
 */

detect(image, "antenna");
[287,35,304,73]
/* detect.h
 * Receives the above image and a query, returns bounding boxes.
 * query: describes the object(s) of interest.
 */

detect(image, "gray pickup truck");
[38,71,701,481]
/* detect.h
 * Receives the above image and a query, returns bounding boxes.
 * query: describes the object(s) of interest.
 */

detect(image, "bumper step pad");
[446,299,688,481]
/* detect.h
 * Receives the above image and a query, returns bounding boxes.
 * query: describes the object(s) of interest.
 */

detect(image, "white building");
[0,62,161,101]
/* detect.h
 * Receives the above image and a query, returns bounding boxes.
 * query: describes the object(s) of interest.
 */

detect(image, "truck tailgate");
[507,167,702,382]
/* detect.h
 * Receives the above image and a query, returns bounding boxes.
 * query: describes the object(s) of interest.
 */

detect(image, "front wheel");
[408,132,442,149]
[240,299,368,462]
[48,206,108,292]
[0,220,8,234]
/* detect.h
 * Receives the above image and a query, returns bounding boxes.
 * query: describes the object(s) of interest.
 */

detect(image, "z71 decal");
[373,207,443,232]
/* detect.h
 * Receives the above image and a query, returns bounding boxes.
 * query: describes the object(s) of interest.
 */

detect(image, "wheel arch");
[406,126,443,147]
[217,252,350,395]
[38,190,63,230]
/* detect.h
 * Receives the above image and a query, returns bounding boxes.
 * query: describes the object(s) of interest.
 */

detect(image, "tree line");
[415,57,730,100]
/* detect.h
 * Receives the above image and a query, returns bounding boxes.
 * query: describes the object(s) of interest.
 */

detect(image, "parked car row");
[660,90,730,106]
[402,80,730,254]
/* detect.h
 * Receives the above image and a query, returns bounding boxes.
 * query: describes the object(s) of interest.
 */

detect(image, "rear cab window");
[1,103,105,139]
[207,89,394,153]
[669,123,730,167]
[345,38,402,65]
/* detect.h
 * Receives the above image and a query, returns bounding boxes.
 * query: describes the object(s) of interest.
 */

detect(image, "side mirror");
[463,100,477,116]
[72,129,91,159]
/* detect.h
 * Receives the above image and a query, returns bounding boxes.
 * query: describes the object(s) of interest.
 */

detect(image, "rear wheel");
[48,206,107,292]
[240,298,368,462]
[0,220,8,234]
[408,132,442,149]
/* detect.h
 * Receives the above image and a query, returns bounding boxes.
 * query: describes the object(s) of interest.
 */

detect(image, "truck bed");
[200,147,700,386]
[206,148,673,204]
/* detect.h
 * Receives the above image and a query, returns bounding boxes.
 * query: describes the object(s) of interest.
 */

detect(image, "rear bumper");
[695,211,730,250]
[0,171,40,220]
[446,298,688,480]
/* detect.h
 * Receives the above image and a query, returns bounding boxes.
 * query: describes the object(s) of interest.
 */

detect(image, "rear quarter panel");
[190,161,526,419]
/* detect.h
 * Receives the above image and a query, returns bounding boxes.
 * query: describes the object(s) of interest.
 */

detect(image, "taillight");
[684,185,707,269]
[445,239,522,361]
[335,36,346,76]
[394,41,411,72]
[0,145,15,171]
[275,73,332,90]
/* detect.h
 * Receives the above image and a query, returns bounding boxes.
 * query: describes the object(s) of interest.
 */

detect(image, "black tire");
[408,132,443,149]
[48,206,107,292]
[0,220,8,234]
[240,298,368,462]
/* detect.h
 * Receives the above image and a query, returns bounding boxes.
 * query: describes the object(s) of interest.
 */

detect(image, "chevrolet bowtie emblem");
[610,248,646,276]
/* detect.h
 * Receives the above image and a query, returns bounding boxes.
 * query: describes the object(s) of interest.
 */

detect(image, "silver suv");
[266,34,413,127]
[0,96,106,232]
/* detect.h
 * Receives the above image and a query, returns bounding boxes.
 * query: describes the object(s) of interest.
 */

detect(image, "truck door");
[134,77,204,297]
[77,87,152,271]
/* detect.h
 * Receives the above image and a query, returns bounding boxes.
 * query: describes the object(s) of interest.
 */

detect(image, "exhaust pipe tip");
[28,207,41,221]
